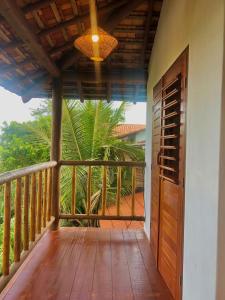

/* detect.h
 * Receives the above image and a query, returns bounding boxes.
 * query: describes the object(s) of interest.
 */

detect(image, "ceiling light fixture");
[91,34,99,43]
[74,27,118,62]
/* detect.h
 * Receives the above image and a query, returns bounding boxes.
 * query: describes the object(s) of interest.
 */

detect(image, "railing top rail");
[59,160,146,168]
[0,161,57,185]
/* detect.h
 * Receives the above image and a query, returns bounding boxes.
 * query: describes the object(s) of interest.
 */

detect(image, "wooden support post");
[51,78,63,230]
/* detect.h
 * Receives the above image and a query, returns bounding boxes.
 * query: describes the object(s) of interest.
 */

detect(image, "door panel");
[150,49,188,300]
[159,180,179,298]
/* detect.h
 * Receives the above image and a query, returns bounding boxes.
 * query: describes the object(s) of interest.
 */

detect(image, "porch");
[0,0,225,299]
[0,228,172,300]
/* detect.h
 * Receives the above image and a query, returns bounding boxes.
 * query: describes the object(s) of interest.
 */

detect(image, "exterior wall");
[144,0,225,299]
[133,130,145,144]
[121,130,146,144]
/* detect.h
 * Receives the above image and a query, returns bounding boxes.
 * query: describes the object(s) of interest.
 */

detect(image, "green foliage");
[0,100,145,271]
[18,100,144,225]
[0,119,50,172]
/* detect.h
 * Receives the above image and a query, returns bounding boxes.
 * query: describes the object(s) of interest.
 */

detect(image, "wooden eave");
[0,0,163,102]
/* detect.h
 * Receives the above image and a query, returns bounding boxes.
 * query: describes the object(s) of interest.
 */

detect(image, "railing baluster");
[2,182,11,276]
[47,168,52,221]
[14,178,22,262]
[37,171,42,234]
[30,173,36,242]
[71,166,76,215]
[0,161,57,291]
[23,175,30,251]
[131,167,136,216]
[102,166,107,216]
[87,166,91,215]
[116,167,122,216]
[43,169,48,228]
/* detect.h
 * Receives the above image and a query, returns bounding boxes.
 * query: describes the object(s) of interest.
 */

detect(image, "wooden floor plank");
[2,229,73,300]
[51,228,87,300]
[135,230,173,300]
[110,229,134,300]
[91,229,113,300]
[70,228,98,300]
[1,228,172,300]
[123,229,164,300]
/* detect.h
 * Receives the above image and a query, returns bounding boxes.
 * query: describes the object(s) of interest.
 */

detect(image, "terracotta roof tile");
[114,124,145,138]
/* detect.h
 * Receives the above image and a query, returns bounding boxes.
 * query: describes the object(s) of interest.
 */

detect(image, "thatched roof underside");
[0,0,163,102]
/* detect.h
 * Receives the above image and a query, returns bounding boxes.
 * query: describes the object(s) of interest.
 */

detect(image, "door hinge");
[182,177,185,188]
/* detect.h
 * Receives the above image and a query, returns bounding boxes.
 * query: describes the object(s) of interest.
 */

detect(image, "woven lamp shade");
[74,27,118,62]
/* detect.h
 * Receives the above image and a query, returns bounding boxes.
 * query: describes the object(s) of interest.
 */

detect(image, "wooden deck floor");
[1,228,173,300]
[100,192,144,229]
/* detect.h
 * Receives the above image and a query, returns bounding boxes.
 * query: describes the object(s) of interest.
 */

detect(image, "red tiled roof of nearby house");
[100,192,144,229]
[114,124,146,138]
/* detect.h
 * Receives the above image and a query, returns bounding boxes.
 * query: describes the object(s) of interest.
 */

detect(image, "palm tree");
[26,100,144,226]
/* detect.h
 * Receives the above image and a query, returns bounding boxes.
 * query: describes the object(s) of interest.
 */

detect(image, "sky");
[0,86,146,127]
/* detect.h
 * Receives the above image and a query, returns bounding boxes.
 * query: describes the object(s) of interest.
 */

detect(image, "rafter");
[0,58,33,73]
[21,68,146,101]
[63,69,147,83]
[38,0,128,38]
[60,0,145,70]
[103,0,146,32]
[0,0,60,78]
[22,0,56,14]
[141,0,153,66]
[21,74,51,103]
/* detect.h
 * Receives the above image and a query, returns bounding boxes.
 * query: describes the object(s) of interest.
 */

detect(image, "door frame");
[150,47,189,300]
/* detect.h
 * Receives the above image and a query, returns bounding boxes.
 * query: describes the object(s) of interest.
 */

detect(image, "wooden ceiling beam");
[103,0,146,32]
[0,40,22,51]
[49,40,74,56]
[38,0,128,38]
[0,0,60,78]
[141,0,153,66]
[20,68,146,102]
[0,58,34,73]
[21,74,51,103]
[0,77,23,95]
[22,0,56,14]
[63,69,147,83]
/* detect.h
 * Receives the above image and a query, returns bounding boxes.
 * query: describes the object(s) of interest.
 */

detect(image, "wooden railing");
[59,160,146,221]
[0,159,145,292]
[0,161,57,291]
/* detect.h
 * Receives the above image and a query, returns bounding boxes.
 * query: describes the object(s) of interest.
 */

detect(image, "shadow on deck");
[1,228,172,300]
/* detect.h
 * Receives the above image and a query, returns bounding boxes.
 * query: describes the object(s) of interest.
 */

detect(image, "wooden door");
[150,49,188,300]
[150,80,162,262]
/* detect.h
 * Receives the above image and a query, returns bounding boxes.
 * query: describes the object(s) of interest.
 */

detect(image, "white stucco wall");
[144,0,225,299]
